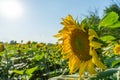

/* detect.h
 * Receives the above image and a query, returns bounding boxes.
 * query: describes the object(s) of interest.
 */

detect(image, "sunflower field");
[0,12,120,80]
[0,41,69,80]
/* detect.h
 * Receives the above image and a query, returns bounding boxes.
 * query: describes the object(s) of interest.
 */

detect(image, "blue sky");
[0,0,112,43]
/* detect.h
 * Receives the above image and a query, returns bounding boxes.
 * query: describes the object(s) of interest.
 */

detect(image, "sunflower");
[54,15,106,76]
[26,41,31,45]
[35,43,41,48]
[16,43,22,48]
[0,43,4,52]
[113,44,120,55]
[26,41,31,48]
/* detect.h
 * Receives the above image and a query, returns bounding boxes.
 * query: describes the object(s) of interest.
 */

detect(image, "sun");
[0,0,24,21]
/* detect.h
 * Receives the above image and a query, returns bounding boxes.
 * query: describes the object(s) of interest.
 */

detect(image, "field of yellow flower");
[0,41,68,80]
[0,12,120,80]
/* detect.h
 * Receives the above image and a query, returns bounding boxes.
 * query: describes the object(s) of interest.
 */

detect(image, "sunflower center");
[71,29,92,61]
[75,37,84,51]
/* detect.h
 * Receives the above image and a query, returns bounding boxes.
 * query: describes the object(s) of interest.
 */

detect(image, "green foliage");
[34,52,44,61]
[81,10,100,29]
[109,21,120,28]
[112,59,120,67]
[25,66,38,74]
[13,70,24,75]
[25,66,39,79]
[100,35,116,42]
[104,4,120,18]
[0,43,67,80]
[90,68,119,79]
[99,12,120,28]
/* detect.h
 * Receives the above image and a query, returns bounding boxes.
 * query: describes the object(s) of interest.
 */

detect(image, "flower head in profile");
[35,43,41,48]
[54,15,106,76]
[26,41,31,45]
[16,43,22,48]
[113,44,120,55]
[0,43,4,52]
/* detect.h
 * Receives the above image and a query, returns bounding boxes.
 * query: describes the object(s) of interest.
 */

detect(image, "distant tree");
[104,4,120,17]
[104,0,120,20]
[10,40,17,44]
[82,10,100,29]
[32,41,38,44]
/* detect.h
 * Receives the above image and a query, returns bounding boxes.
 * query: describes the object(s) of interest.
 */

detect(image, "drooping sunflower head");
[55,15,106,76]
[0,43,4,52]
[26,41,31,45]
[16,43,22,48]
[35,43,41,48]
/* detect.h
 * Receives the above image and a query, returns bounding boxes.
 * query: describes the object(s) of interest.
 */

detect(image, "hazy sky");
[0,0,112,43]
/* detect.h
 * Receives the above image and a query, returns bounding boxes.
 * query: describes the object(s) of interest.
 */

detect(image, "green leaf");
[25,66,38,74]
[13,69,24,75]
[109,22,120,28]
[112,59,120,67]
[96,68,118,79]
[100,35,116,41]
[99,12,119,28]
[104,57,116,66]
[34,52,44,61]
[0,52,4,56]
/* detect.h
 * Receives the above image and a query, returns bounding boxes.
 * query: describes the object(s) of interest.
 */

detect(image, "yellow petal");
[89,47,97,57]
[79,61,88,76]
[88,36,94,41]
[62,47,71,53]
[88,29,98,38]
[113,44,120,55]
[69,56,80,73]
[61,18,70,25]
[54,33,61,38]
[69,56,75,73]
[58,38,63,42]
[90,48,106,69]
[92,57,106,69]
[81,23,86,32]
[66,14,76,24]
[90,41,102,49]
[87,60,96,74]
[62,52,72,60]
[61,14,76,25]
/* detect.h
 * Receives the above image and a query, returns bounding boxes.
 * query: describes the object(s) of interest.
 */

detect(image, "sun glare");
[0,0,24,21]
